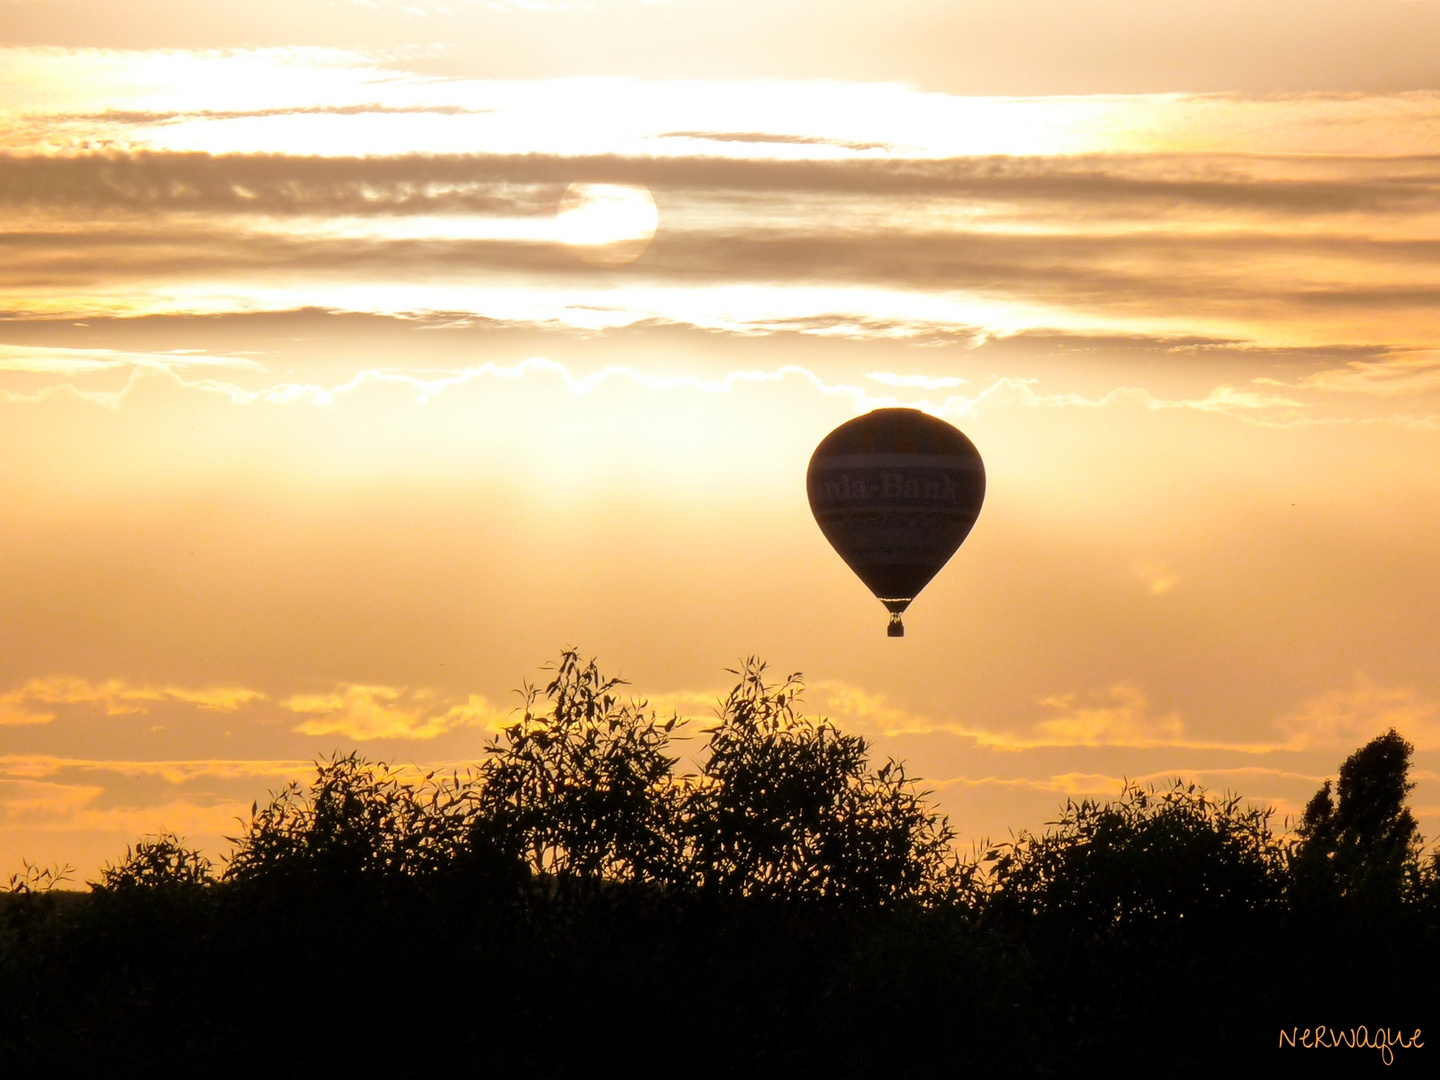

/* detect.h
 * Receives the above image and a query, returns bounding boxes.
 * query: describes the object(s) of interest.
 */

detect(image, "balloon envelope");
[807,408,985,636]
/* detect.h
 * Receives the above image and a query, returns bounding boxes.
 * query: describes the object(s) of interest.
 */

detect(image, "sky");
[3,0,1440,879]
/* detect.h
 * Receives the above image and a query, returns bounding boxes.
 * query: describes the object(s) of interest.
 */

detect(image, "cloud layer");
[4,146,1437,350]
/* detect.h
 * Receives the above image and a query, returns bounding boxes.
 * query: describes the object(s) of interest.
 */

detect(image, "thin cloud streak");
[4,232,1437,350]
[0,755,312,784]
[814,678,1440,755]
[0,343,261,374]
[0,354,1314,427]
[0,674,508,743]
[10,47,1440,159]
[5,150,1439,215]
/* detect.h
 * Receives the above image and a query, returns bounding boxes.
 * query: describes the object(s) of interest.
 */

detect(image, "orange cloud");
[0,785,250,844]
[810,681,941,738]
[1275,679,1440,752]
[0,779,106,823]
[810,679,1200,751]
[0,676,266,724]
[1131,559,1180,596]
[1302,350,1440,396]
[0,672,512,742]
[1,677,151,723]
[0,756,312,785]
[283,685,506,740]
[1033,684,1186,748]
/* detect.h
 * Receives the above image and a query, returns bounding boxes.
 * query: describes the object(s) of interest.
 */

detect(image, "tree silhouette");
[4,656,1438,1074]
[681,659,962,908]
[979,780,1289,1069]
[223,752,476,884]
[92,833,213,892]
[984,778,1286,941]
[466,651,961,906]
[474,649,682,885]
[1291,728,1422,907]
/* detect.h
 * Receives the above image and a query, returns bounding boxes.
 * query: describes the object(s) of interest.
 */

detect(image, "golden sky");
[3,4,1440,877]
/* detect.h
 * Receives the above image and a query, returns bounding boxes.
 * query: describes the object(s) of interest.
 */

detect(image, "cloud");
[1032,684,1186,748]
[15,669,1437,764]
[809,681,942,739]
[0,671,518,744]
[934,765,1330,821]
[48,105,495,125]
[1300,350,1440,396]
[1,148,1437,354]
[659,131,886,152]
[0,781,249,843]
[1275,679,1440,752]
[1,344,1319,439]
[0,343,261,375]
[806,679,1311,753]
[163,687,270,711]
[283,685,506,740]
[1132,560,1180,595]
[4,149,1438,217]
[0,755,311,784]
[0,152,562,217]
[1,677,152,723]
[0,778,105,821]
[809,680,1187,750]
[7,205,1434,307]
[636,689,725,724]
[931,379,1309,423]
[0,676,266,724]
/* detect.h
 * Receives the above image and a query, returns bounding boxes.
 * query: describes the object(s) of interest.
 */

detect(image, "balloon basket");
[887,613,905,637]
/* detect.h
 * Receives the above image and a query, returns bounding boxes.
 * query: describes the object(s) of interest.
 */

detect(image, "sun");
[555,183,659,265]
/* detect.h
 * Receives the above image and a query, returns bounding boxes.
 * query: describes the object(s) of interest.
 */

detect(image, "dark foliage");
[680,660,964,908]
[93,833,214,892]
[473,650,682,884]
[987,779,1287,936]
[981,781,1291,1069]
[223,753,479,884]
[1291,727,1423,908]
[2,659,1438,1077]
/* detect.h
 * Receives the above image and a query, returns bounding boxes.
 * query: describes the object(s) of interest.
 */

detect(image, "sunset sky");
[4,0,1440,879]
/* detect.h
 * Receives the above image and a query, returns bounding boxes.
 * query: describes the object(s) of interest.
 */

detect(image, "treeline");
[2,653,1436,1075]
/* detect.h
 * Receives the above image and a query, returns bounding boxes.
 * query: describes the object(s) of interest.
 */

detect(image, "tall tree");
[1292,728,1420,906]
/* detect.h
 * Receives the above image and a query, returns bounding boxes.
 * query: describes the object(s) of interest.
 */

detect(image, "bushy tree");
[977,780,1291,1069]
[91,833,213,892]
[223,752,476,883]
[680,659,962,908]
[474,649,683,883]
[211,652,961,915]
[984,779,1286,938]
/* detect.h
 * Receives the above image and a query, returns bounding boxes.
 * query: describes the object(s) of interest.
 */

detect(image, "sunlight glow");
[555,183,658,264]
[9,47,1440,161]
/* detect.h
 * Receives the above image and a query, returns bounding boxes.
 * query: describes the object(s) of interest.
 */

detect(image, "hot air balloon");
[807,408,985,637]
